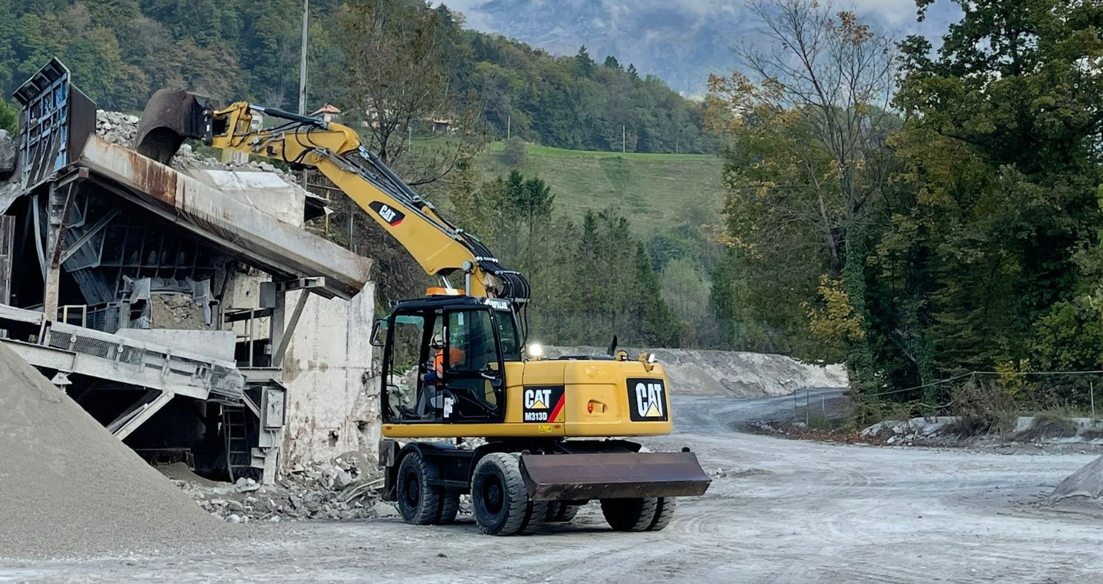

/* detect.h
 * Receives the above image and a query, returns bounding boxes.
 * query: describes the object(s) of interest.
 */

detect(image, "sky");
[441,0,936,31]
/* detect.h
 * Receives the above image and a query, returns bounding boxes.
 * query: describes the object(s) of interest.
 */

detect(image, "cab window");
[445,309,498,372]
[496,311,522,361]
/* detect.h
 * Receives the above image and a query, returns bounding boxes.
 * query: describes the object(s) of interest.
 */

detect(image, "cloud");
[441,0,924,31]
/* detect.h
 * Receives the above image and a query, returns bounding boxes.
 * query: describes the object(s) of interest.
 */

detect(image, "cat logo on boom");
[368,201,405,226]
[522,386,564,423]
[627,379,668,422]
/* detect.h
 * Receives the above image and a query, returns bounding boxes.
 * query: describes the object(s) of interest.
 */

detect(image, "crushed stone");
[0,343,223,559]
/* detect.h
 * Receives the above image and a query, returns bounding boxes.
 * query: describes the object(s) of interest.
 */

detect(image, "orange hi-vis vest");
[433,348,465,376]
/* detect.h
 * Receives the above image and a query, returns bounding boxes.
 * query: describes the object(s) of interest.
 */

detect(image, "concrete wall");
[279,284,380,468]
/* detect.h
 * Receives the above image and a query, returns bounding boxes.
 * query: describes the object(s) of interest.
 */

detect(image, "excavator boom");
[135,89,529,304]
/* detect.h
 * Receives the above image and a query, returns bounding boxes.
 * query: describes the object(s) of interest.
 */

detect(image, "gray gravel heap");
[1050,454,1103,508]
[0,343,221,559]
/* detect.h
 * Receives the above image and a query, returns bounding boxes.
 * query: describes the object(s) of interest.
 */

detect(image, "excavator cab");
[376,294,520,425]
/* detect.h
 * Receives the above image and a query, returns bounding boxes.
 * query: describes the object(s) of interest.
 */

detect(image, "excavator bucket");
[519,451,712,501]
[135,89,217,164]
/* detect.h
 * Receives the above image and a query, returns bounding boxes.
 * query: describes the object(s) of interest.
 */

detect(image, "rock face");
[546,346,847,398]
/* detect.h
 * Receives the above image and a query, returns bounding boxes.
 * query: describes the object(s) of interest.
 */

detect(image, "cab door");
[439,308,505,423]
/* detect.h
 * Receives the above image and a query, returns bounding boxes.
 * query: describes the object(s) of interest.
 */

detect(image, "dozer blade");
[520,451,712,501]
[135,88,217,164]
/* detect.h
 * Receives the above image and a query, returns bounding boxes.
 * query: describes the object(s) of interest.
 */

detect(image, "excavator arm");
[135,89,529,304]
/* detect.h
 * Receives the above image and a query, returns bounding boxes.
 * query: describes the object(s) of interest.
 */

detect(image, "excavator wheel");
[601,497,659,532]
[472,453,549,536]
[439,489,461,525]
[396,451,444,525]
[545,501,584,523]
[647,497,677,531]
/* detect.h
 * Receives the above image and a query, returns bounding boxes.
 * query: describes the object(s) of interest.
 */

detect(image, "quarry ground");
[4,392,1103,583]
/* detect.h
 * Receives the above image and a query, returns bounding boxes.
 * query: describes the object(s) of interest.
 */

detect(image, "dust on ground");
[6,390,1103,582]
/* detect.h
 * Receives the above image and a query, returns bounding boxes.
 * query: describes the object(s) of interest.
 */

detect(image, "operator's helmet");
[430,333,444,349]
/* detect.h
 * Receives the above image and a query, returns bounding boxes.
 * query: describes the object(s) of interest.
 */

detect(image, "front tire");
[396,451,443,525]
[647,497,676,531]
[471,453,530,535]
[601,497,659,532]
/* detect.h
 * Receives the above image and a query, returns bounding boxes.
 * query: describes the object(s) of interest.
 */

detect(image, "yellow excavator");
[135,90,711,535]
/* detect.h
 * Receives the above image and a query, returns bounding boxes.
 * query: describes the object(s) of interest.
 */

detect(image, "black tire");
[439,489,461,525]
[520,498,549,535]
[601,497,659,532]
[647,497,676,531]
[546,501,583,523]
[396,451,443,525]
[471,453,529,535]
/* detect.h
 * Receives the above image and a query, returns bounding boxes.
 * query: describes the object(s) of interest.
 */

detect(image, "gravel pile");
[0,343,222,559]
[170,454,389,524]
[95,109,308,190]
[1050,455,1103,510]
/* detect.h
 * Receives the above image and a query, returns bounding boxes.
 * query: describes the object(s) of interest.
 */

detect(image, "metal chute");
[519,451,712,501]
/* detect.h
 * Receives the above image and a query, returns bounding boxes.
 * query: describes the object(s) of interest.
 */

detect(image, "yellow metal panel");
[380,359,674,439]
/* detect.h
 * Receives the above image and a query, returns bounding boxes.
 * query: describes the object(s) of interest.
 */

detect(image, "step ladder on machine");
[222,404,254,482]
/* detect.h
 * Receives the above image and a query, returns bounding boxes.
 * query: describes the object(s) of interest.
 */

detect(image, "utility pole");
[298,0,309,116]
[622,125,626,153]
[507,115,511,141]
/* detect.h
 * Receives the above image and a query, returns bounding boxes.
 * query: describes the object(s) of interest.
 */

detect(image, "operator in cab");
[423,332,464,387]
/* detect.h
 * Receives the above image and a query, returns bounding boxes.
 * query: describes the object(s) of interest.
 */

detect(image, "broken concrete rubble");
[167,453,387,523]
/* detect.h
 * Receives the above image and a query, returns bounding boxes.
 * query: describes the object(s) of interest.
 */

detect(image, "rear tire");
[471,453,529,535]
[546,501,583,523]
[601,497,659,532]
[647,497,676,531]
[396,451,443,525]
[439,489,461,524]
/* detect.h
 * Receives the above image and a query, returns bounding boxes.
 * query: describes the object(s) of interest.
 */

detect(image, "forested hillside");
[0,0,711,153]
[706,0,1103,419]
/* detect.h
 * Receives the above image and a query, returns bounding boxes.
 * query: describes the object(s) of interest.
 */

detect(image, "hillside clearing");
[477,141,727,232]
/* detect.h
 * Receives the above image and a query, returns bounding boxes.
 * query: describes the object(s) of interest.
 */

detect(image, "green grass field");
[476,141,727,233]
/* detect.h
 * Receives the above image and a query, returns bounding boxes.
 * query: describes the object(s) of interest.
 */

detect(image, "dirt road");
[4,393,1102,583]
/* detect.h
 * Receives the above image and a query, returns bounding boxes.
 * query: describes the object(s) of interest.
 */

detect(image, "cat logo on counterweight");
[627,378,668,422]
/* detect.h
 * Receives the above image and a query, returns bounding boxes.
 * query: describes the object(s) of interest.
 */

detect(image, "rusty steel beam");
[74,136,372,300]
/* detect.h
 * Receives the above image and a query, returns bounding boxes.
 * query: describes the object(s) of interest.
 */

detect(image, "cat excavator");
[135,90,711,535]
